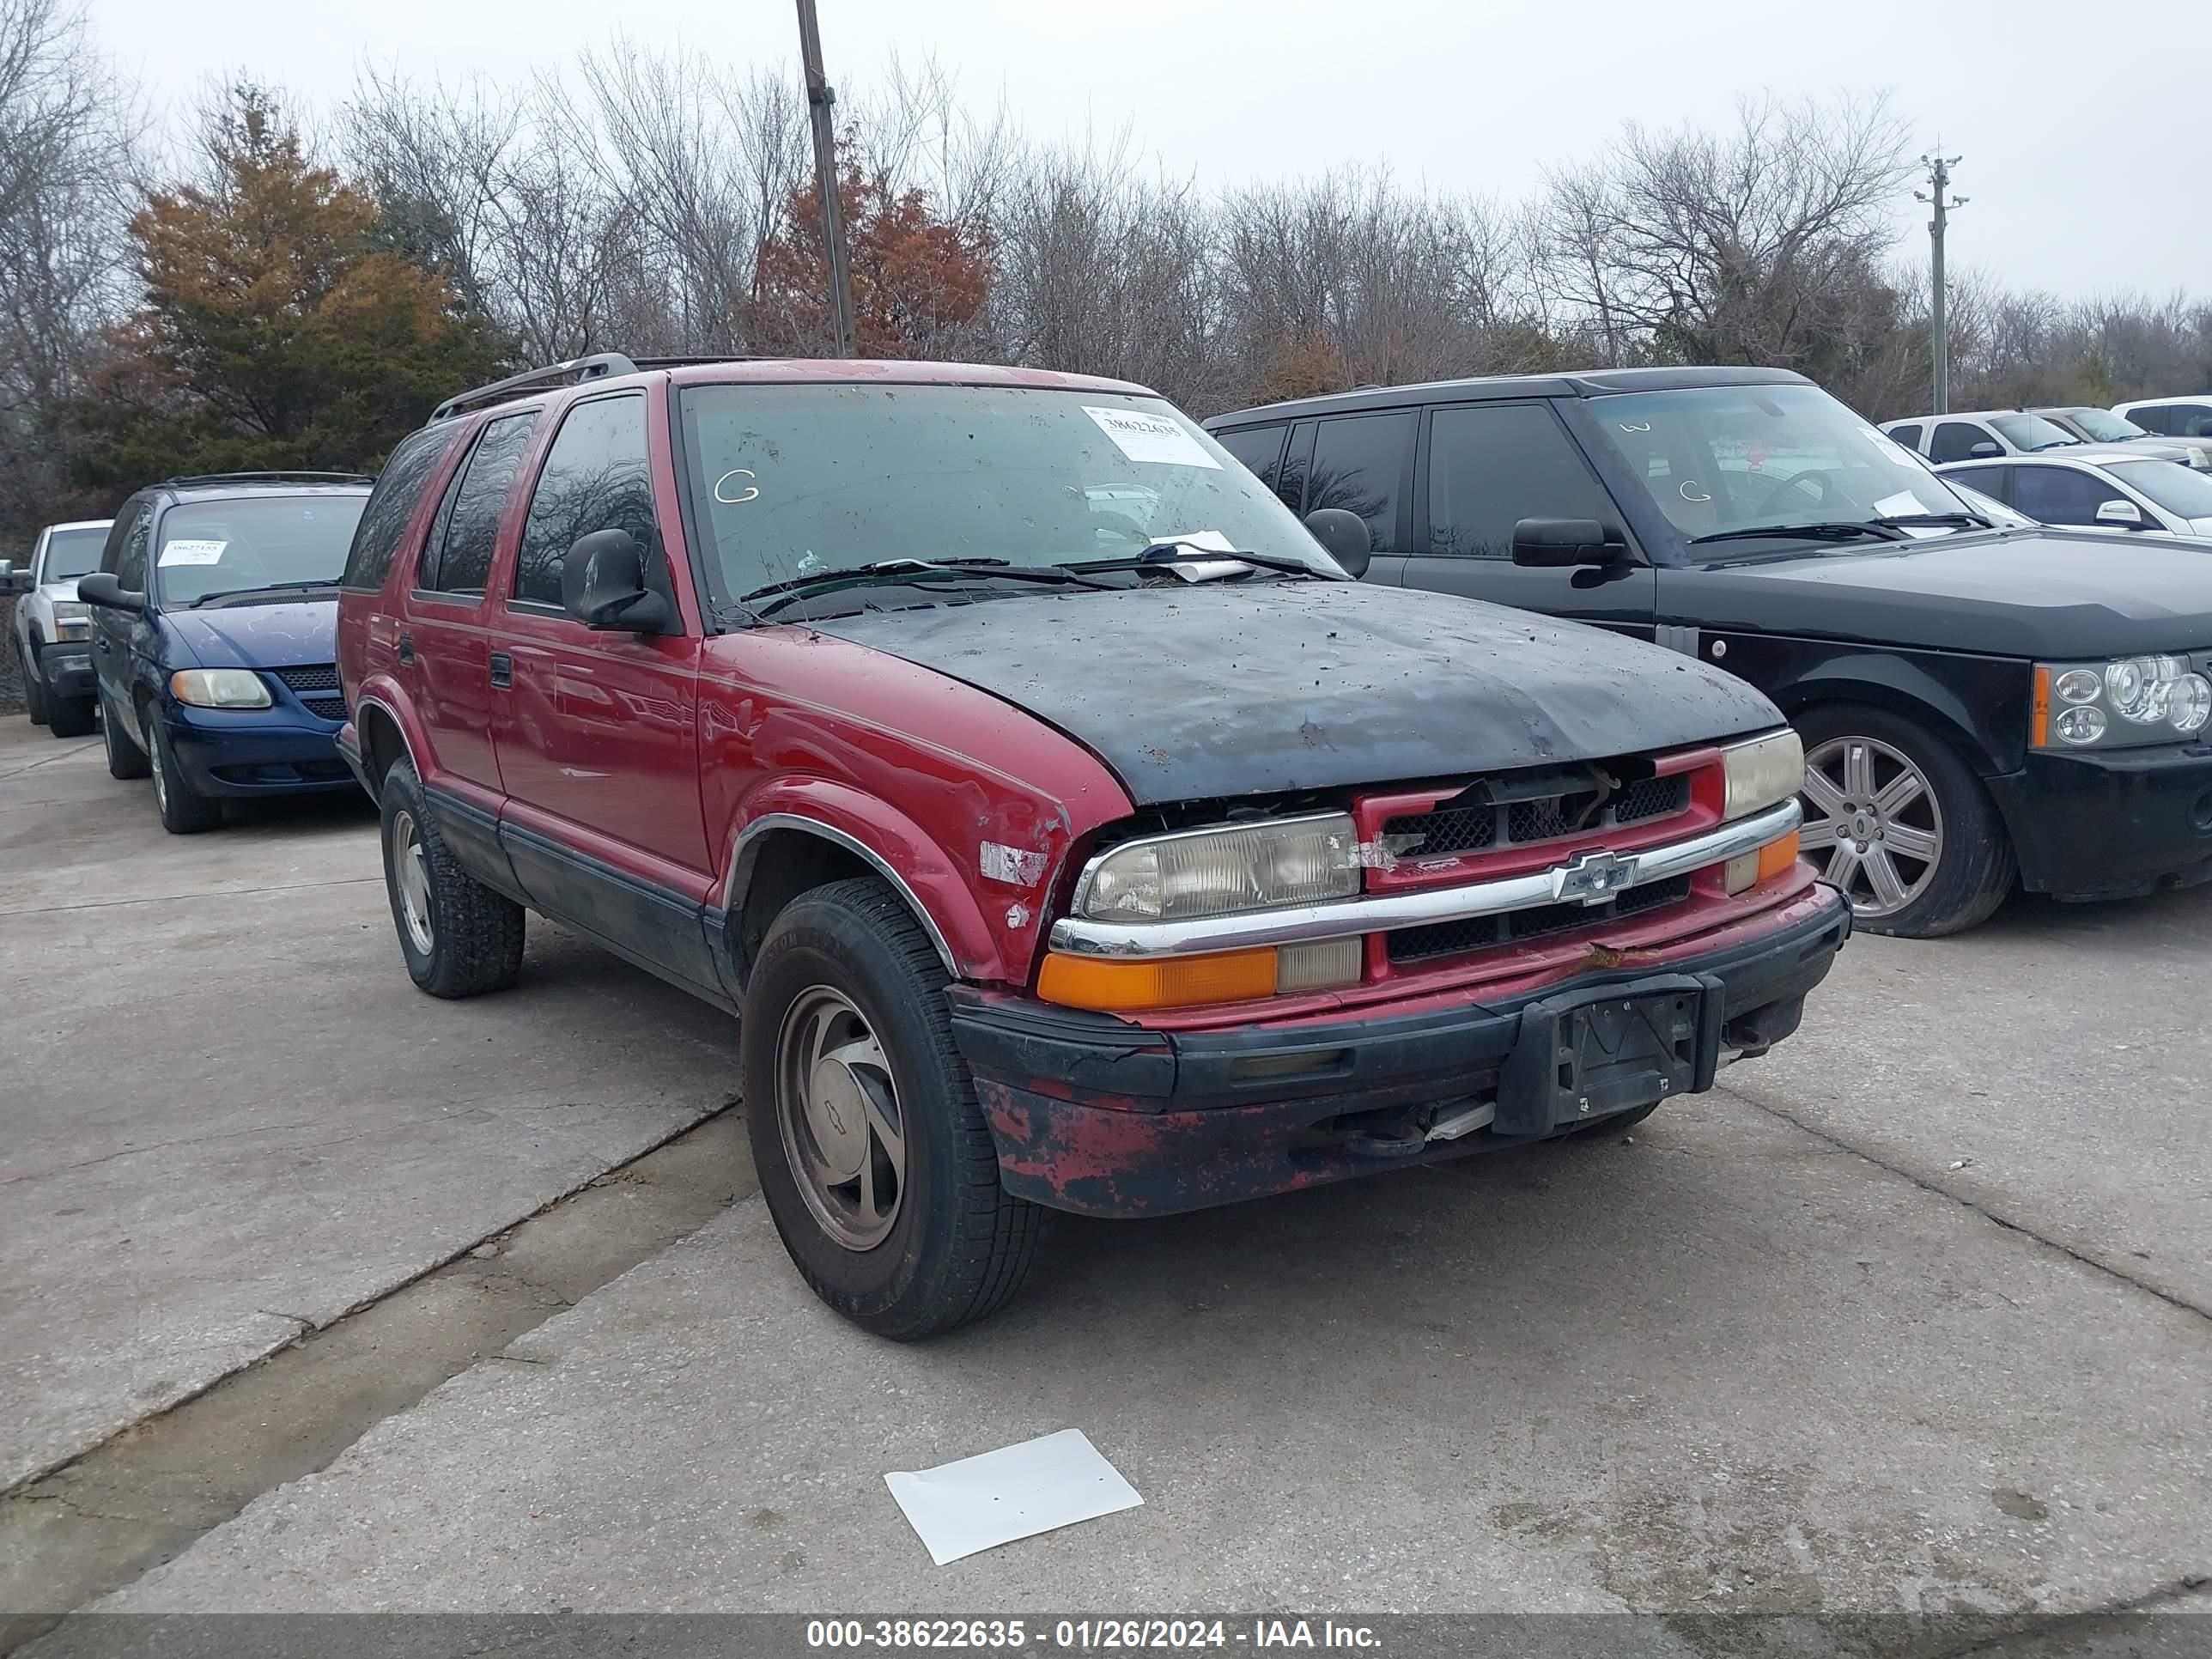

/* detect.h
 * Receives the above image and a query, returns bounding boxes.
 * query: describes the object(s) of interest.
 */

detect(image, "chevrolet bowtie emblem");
[1554,848,1638,905]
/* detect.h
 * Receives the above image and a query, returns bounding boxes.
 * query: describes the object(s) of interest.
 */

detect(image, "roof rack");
[161,471,375,489]
[428,352,760,422]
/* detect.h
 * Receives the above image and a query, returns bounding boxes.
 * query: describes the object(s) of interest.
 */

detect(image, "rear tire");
[1794,702,2014,939]
[47,691,95,738]
[148,713,222,834]
[102,696,149,779]
[741,876,1044,1340]
[380,760,525,997]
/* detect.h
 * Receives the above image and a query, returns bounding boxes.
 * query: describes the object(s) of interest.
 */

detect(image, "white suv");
[4,519,111,737]
[1881,409,2094,464]
[2113,395,2212,444]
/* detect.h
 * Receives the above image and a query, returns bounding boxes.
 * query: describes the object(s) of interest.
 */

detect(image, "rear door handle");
[489,652,512,690]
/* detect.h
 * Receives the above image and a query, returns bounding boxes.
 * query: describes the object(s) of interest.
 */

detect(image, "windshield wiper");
[1688,521,1912,548]
[1870,511,1993,532]
[1064,544,1334,580]
[186,578,342,607]
[740,558,1115,617]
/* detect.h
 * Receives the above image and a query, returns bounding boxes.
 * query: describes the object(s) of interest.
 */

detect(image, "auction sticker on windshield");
[1084,405,1221,469]
[159,539,228,566]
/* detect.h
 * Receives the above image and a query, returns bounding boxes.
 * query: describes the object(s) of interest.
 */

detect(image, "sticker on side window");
[159,539,228,566]
[1083,406,1221,469]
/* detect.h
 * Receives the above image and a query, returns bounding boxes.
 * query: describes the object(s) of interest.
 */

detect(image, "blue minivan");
[77,472,373,832]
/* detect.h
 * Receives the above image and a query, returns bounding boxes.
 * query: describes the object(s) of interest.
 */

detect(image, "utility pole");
[795,0,857,357]
[1914,152,1966,415]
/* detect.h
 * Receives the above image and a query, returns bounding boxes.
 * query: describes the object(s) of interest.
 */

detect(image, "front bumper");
[951,884,1850,1218]
[37,639,94,700]
[160,704,358,797]
[1990,745,2212,901]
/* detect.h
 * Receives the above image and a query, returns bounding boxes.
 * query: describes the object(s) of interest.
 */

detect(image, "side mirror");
[1968,441,2002,459]
[0,558,25,596]
[1303,507,1371,579]
[2094,499,2148,529]
[561,528,672,632]
[1512,518,1623,568]
[78,571,145,611]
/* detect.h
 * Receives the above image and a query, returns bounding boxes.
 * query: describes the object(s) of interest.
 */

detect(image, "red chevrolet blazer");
[336,353,1848,1338]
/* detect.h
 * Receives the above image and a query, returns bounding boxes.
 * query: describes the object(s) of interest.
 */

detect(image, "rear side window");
[1425,404,1614,559]
[1929,422,1990,464]
[343,425,462,592]
[514,395,658,609]
[1887,423,1923,452]
[1274,422,1316,513]
[1307,412,1413,554]
[1213,425,1287,492]
[2173,405,2212,439]
[422,412,538,594]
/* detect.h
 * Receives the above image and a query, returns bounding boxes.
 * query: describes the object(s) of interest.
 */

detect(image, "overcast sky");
[88,0,2211,300]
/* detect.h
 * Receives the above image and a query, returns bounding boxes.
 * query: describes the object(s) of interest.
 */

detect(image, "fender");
[722,779,1006,983]
[1757,646,2029,775]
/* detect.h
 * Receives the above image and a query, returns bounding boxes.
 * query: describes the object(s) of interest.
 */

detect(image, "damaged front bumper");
[950,884,1850,1218]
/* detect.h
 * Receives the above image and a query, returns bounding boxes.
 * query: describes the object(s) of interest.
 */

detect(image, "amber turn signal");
[1723,830,1802,896]
[1038,947,1279,1012]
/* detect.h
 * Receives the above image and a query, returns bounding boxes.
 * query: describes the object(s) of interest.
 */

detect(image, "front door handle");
[94,635,111,653]
[489,652,512,690]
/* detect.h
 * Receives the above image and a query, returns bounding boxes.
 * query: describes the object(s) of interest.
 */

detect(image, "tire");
[1795,702,2014,939]
[147,712,222,833]
[102,694,149,779]
[379,760,525,998]
[23,647,48,726]
[47,690,95,738]
[741,876,1044,1340]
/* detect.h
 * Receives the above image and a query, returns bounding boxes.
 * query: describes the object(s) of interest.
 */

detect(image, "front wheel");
[148,713,222,833]
[741,877,1044,1340]
[1795,703,2014,938]
[23,653,48,725]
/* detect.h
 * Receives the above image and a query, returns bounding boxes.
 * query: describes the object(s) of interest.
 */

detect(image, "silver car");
[3,519,111,736]
[1936,448,2212,539]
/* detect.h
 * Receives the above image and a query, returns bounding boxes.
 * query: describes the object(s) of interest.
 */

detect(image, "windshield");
[2062,409,2146,443]
[40,526,106,582]
[151,495,368,605]
[676,384,1340,603]
[1585,384,1973,553]
[1988,413,2077,451]
[2107,460,2212,520]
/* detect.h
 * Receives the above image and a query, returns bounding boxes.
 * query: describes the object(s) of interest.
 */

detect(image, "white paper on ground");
[1083,405,1221,469]
[159,538,228,566]
[884,1429,1144,1565]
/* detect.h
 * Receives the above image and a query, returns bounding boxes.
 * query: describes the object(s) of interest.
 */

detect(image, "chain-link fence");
[1,594,26,713]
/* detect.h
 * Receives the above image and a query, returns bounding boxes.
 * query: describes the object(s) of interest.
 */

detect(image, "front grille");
[301,696,347,723]
[1386,875,1694,966]
[273,663,340,694]
[1383,772,1689,860]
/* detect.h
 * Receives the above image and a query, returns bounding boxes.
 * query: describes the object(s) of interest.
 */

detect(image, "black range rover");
[1207,368,2212,937]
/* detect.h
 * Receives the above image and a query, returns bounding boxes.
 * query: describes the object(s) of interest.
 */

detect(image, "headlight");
[52,600,88,622]
[1077,813,1361,922]
[1722,730,1804,819]
[170,668,272,709]
[2036,656,2211,750]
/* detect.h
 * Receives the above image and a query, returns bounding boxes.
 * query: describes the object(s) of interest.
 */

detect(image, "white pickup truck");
[3,519,112,737]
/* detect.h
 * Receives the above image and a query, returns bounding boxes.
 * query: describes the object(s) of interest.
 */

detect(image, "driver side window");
[512,395,659,609]
[1929,422,1990,464]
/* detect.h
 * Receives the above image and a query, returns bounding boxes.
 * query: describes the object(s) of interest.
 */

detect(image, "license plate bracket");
[1494,973,1723,1137]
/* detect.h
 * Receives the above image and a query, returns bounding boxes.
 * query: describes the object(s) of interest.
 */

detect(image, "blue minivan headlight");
[170,669,272,709]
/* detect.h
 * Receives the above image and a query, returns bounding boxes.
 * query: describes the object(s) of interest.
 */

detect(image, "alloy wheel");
[149,729,170,815]
[1799,735,1944,920]
[774,986,906,1251]
[390,809,436,956]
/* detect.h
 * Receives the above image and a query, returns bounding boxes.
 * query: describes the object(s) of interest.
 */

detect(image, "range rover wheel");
[148,714,222,833]
[1795,703,2014,938]
[741,876,1044,1340]
[379,761,526,997]
[102,694,149,778]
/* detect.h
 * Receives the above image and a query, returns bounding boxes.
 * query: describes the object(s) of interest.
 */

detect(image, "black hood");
[813,581,1778,805]
[1680,527,2212,659]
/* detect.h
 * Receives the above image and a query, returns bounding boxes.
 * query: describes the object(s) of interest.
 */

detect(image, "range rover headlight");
[169,668,272,709]
[1722,730,1804,820]
[1078,813,1361,922]
[2036,657,2211,749]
